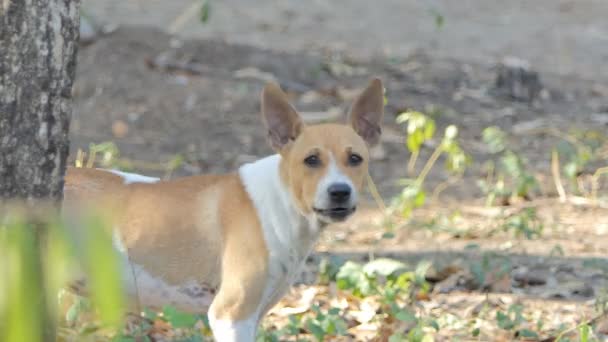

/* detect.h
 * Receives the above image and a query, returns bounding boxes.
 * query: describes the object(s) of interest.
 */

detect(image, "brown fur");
[278,124,370,215]
[63,168,268,319]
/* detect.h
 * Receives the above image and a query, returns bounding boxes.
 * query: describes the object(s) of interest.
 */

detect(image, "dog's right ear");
[261,82,304,151]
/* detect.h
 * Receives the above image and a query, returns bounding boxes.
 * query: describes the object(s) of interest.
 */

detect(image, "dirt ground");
[70,0,608,340]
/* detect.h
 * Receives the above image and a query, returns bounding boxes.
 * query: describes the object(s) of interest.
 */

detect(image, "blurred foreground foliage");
[0,203,125,342]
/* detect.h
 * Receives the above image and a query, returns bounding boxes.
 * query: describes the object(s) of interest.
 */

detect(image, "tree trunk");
[0,0,80,202]
[1,1,80,341]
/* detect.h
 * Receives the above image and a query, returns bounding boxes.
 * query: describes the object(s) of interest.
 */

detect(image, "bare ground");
[69,1,608,340]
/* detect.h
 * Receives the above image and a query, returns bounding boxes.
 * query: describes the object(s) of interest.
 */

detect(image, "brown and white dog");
[62,78,384,341]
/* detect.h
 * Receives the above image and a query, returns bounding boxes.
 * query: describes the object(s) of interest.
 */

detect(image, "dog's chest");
[258,219,321,315]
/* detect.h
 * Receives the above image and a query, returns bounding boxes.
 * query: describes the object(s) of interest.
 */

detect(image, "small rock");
[512,119,546,135]
[565,280,594,297]
[300,106,342,124]
[513,266,548,286]
[111,120,129,138]
[591,113,608,125]
[299,91,322,105]
[233,67,276,83]
[433,272,467,294]
[493,56,543,103]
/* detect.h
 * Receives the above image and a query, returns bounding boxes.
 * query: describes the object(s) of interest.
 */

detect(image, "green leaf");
[578,323,590,342]
[564,162,579,179]
[496,311,515,330]
[429,8,444,29]
[382,231,396,239]
[200,0,211,23]
[363,258,408,277]
[307,320,325,341]
[482,126,507,154]
[389,333,406,342]
[424,120,437,140]
[81,215,126,328]
[414,190,426,207]
[470,262,486,286]
[518,329,539,339]
[395,309,417,322]
[414,260,432,285]
[328,307,340,316]
[163,305,198,328]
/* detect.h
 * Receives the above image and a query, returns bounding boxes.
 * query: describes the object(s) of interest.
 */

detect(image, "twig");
[431,175,462,204]
[168,0,203,35]
[366,172,387,213]
[547,311,607,342]
[551,149,567,202]
[86,149,97,168]
[591,166,608,202]
[366,172,388,262]
[407,150,419,176]
[577,176,590,197]
[417,144,443,184]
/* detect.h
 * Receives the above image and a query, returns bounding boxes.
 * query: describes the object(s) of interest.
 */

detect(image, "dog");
[61,77,384,341]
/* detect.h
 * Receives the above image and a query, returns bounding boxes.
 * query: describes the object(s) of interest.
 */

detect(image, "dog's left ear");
[348,78,384,147]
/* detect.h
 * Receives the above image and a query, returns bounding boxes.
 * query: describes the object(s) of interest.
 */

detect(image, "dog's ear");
[348,78,384,147]
[261,82,303,151]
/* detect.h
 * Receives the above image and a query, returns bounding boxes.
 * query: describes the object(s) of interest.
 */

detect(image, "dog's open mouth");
[313,206,356,221]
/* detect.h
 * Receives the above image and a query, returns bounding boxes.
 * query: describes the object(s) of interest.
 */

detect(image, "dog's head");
[261,78,384,223]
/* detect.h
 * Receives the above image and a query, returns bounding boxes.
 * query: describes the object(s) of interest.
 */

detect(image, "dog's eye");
[304,155,321,168]
[348,153,363,166]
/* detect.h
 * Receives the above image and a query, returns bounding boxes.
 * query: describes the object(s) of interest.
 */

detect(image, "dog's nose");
[328,183,351,203]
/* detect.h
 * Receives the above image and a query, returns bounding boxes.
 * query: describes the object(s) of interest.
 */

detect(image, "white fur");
[104,169,160,184]
[217,154,322,340]
[314,153,356,209]
[208,314,258,342]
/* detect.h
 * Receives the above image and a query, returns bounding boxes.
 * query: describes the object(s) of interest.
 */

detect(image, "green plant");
[500,207,544,239]
[0,208,125,342]
[317,255,347,285]
[479,126,539,205]
[495,304,540,340]
[393,111,470,219]
[304,305,348,341]
[551,129,608,201]
[336,258,423,298]
[257,314,307,342]
[469,251,512,290]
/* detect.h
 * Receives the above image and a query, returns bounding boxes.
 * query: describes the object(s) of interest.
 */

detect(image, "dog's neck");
[238,154,323,263]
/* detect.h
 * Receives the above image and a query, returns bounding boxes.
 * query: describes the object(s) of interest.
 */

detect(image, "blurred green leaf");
[200,0,211,23]
[518,329,539,339]
[363,258,408,277]
[163,305,198,328]
[1,219,45,342]
[395,309,417,322]
[80,214,125,328]
[482,126,507,154]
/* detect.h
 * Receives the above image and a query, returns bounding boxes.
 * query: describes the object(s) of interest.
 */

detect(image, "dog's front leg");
[207,246,269,342]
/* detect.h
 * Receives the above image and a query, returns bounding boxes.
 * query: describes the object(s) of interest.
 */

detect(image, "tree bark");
[0,0,80,202]
[1,1,80,341]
